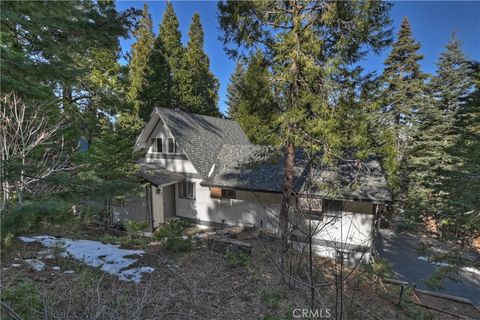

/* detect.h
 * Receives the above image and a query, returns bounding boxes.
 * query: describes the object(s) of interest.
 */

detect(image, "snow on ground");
[417,256,480,275]
[19,235,154,284]
[25,259,46,271]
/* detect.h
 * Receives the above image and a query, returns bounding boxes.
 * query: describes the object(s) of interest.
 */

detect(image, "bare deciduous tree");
[0,92,72,209]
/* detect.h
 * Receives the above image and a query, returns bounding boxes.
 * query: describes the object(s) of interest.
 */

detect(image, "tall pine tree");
[159,2,184,108]
[219,1,392,237]
[380,17,427,192]
[138,34,171,120]
[127,3,155,113]
[178,13,219,116]
[227,52,276,144]
[452,61,480,242]
[226,62,246,117]
[408,34,474,235]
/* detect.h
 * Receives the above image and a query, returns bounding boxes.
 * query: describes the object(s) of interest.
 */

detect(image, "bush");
[124,220,148,243]
[153,219,190,240]
[261,289,283,309]
[0,280,42,319]
[1,198,71,248]
[369,258,393,278]
[225,251,251,268]
[154,220,192,252]
[423,266,456,290]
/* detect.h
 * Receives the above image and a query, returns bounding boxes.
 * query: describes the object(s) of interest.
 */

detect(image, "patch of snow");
[52,266,61,271]
[11,263,21,267]
[461,266,480,276]
[64,270,75,274]
[417,256,451,267]
[18,236,38,243]
[25,259,46,271]
[20,235,154,284]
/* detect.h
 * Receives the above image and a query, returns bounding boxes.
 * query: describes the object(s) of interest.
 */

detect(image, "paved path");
[374,229,480,307]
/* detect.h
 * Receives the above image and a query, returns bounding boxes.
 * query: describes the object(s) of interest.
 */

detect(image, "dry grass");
[0,228,456,320]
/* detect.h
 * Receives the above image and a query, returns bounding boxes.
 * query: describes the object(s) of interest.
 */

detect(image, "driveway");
[374,229,480,307]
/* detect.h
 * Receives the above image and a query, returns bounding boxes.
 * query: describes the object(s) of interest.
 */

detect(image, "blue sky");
[117,1,480,115]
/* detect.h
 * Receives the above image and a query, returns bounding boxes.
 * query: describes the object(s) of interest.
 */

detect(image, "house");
[113,107,392,262]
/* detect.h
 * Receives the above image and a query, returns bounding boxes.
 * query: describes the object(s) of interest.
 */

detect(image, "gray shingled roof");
[300,156,393,203]
[139,163,185,186]
[147,108,391,203]
[202,145,307,193]
[203,147,392,203]
[156,107,250,178]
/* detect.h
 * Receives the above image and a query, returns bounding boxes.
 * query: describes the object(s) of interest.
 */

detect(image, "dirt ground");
[1,226,475,320]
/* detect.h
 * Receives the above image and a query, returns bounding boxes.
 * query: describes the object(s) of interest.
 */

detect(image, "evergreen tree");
[227,52,277,144]
[380,17,427,190]
[127,3,155,113]
[219,1,392,237]
[138,33,172,121]
[431,33,473,112]
[452,61,480,242]
[178,13,219,116]
[226,62,246,117]
[0,1,136,100]
[408,35,474,236]
[159,2,184,107]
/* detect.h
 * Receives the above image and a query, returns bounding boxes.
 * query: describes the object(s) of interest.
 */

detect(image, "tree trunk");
[278,138,295,239]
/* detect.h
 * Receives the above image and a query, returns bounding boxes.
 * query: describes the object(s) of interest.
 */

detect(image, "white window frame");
[179,181,195,199]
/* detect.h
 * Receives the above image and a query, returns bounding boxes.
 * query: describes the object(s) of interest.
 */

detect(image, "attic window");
[151,138,162,153]
[156,138,163,153]
[168,138,175,153]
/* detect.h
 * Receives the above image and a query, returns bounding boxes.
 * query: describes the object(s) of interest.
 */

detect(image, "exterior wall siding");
[175,179,280,231]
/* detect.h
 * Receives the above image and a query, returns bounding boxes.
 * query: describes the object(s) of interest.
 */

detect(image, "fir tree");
[219,1,392,237]
[138,33,172,121]
[226,62,246,117]
[127,3,155,113]
[380,17,427,190]
[431,33,472,112]
[452,61,480,242]
[178,13,219,116]
[159,2,184,107]
[408,35,474,235]
[227,52,277,144]
[0,1,136,100]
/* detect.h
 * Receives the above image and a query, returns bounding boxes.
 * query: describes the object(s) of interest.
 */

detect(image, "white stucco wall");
[290,200,375,262]
[175,179,280,230]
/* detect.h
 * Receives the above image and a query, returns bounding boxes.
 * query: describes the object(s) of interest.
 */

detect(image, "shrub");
[1,198,71,248]
[423,266,456,290]
[261,289,283,309]
[165,236,192,252]
[225,251,251,268]
[153,219,190,240]
[154,220,192,252]
[369,258,393,278]
[401,301,434,320]
[0,280,42,319]
[124,220,148,243]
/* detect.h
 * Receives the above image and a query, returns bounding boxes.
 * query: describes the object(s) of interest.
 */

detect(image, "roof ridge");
[155,106,238,123]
